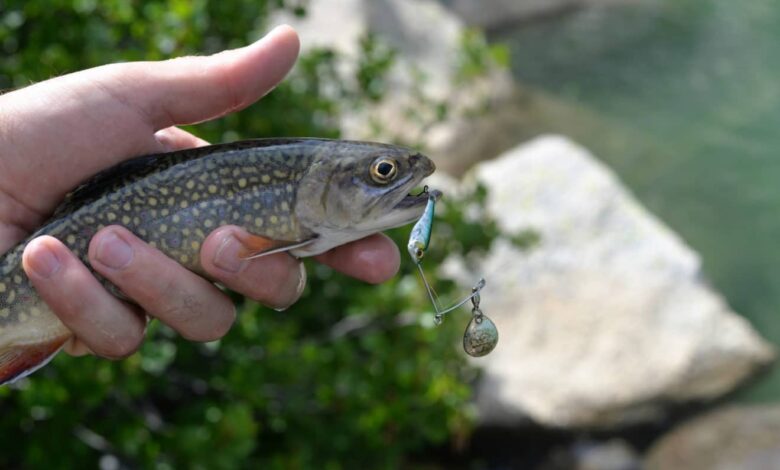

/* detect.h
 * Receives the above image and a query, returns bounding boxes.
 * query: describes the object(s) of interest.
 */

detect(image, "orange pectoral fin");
[0,335,70,385]
[237,234,316,260]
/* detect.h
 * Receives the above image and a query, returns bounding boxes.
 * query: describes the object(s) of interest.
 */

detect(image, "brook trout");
[0,138,436,384]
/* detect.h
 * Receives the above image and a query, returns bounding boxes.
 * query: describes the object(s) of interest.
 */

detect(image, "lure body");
[407,192,438,264]
[0,138,437,384]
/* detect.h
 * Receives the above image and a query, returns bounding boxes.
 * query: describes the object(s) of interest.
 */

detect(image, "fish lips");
[383,188,442,228]
[395,188,442,210]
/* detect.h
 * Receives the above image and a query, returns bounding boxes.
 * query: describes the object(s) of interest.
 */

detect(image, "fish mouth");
[395,188,442,210]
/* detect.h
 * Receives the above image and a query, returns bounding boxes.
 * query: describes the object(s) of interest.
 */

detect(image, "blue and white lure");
[407,188,498,357]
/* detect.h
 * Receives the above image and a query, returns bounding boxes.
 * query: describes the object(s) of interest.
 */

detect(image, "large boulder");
[443,136,775,428]
[645,405,780,470]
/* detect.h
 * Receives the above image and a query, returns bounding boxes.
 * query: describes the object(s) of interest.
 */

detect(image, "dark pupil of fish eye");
[377,162,394,177]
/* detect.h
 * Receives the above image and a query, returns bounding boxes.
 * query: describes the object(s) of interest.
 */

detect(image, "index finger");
[314,234,401,284]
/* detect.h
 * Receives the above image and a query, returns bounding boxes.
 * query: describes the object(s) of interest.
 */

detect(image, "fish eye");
[370,158,398,184]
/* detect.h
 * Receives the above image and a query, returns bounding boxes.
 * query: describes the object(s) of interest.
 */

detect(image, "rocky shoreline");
[275,0,779,467]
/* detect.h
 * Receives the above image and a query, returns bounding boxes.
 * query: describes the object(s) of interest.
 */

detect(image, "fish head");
[294,140,438,254]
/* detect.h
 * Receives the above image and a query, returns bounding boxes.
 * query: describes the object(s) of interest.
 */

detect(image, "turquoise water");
[494,0,780,400]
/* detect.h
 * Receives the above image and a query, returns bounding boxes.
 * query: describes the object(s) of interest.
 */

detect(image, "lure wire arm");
[415,263,486,325]
[433,278,486,320]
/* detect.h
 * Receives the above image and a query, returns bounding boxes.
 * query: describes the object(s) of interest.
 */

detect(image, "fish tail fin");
[0,336,69,385]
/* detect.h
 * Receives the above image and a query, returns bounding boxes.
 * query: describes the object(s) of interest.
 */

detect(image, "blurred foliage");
[0,0,515,468]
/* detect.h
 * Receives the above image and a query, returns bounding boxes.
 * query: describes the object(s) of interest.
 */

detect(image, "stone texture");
[443,0,646,31]
[645,405,780,470]
[443,135,775,428]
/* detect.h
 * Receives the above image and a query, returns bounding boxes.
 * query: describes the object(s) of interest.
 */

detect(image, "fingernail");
[27,242,61,279]
[273,261,306,312]
[154,129,175,151]
[213,234,246,273]
[96,232,134,269]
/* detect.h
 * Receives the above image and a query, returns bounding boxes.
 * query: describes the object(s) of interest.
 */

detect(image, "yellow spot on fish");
[192,193,201,201]
[0,308,8,318]
[204,219,214,228]
[13,275,21,284]
[180,200,189,209]
[160,187,169,196]
[274,169,288,178]
[160,224,168,233]
[122,215,131,225]
[261,174,271,184]
[19,313,27,322]
[238,178,247,188]
[7,290,15,303]
[280,201,289,211]
[179,254,189,264]
[190,241,200,250]
[208,184,218,194]
[186,180,195,190]
[148,197,158,206]
[149,241,157,249]
[182,228,191,236]
[30,307,41,317]
[123,202,132,211]
[270,215,278,224]
[107,213,117,222]
[254,217,264,227]
[252,202,261,210]
[172,214,181,223]
[161,208,170,216]
[0,283,6,293]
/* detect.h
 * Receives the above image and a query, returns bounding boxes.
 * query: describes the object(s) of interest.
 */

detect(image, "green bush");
[0,1,513,467]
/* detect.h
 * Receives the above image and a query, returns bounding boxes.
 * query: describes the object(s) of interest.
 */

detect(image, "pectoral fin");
[238,235,317,260]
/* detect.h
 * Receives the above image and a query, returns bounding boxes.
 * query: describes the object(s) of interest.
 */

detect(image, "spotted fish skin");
[0,138,436,384]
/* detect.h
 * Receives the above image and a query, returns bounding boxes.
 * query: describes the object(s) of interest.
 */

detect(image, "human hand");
[0,25,400,358]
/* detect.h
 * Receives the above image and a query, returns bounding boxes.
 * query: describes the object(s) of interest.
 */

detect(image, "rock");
[442,0,647,32]
[543,439,640,470]
[272,0,520,175]
[442,136,775,428]
[572,439,639,470]
[273,0,461,94]
[645,405,780,470]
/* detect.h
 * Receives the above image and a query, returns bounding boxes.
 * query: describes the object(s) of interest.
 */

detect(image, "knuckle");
[178,301,236,343]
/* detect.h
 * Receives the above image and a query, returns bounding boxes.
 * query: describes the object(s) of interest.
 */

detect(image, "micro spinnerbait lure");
[407,188,498,357]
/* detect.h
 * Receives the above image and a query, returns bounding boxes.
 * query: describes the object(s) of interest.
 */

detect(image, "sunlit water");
[494,0,780,400]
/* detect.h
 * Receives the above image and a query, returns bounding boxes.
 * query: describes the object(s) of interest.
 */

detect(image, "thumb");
[0,25,300,214]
